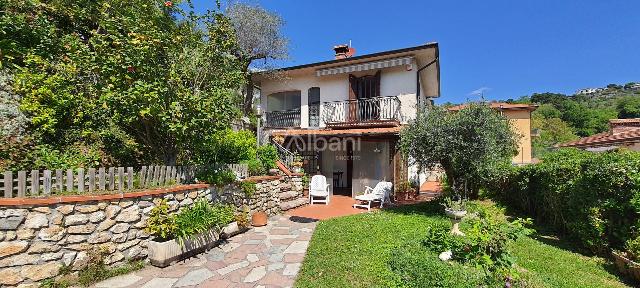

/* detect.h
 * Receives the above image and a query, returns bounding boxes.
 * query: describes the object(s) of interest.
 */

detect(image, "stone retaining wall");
[0,175,306,287]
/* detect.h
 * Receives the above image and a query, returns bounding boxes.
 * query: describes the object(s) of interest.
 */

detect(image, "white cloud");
[468,87,491,96]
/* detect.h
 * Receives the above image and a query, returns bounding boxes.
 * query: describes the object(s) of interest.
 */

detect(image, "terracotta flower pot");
[251,211,268,227]
[303,188,309,197]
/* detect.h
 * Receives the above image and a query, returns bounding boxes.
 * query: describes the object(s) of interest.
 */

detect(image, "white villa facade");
[253,43,440,197]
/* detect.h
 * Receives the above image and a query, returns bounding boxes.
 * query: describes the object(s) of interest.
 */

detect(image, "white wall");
[260,59,421,128]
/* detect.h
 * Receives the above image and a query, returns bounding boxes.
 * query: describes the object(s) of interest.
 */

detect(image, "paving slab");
[140,277,178,288]
[94,274,143,288]
[174,268,214,287]
[243,266,267,283]
[283,241,309,254]
[94,215,315,288]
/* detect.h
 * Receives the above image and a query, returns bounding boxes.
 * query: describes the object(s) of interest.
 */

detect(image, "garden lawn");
[295,201,631,288]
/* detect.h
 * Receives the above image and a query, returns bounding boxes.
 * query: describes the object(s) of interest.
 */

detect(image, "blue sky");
[194,1,640,104]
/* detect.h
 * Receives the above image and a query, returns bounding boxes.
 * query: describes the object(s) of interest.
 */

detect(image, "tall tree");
[226,3,288,115]
[400,103,519,199]
[2,0,245,167]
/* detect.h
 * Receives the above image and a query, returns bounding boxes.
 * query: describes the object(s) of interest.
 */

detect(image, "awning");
[316,56,413,77]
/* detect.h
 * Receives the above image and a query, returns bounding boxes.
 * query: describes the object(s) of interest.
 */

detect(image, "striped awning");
[316,56,413,77]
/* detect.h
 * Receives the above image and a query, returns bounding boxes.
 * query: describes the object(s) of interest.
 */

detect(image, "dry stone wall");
[0,175,306,287]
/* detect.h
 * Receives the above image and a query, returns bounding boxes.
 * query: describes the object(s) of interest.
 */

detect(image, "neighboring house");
[448,103,538,165]
[557,118,640,151]
[253,43,535,198]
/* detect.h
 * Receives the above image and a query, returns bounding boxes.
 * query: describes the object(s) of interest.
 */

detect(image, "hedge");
[487,148,640,254]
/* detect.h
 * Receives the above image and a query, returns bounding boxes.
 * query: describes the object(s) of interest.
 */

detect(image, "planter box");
[221,221,248,239]
[148,222,244,268]
[612,251,640,282]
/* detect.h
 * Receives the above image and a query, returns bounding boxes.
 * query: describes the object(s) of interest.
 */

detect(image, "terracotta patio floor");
[286,181,442,221]
[286,195,366,221]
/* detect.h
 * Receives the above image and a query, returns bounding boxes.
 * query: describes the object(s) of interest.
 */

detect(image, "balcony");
[265,108,301,128]
[322,96,401,128]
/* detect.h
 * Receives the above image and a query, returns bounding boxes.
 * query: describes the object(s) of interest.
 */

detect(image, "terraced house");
[253,43,535,197]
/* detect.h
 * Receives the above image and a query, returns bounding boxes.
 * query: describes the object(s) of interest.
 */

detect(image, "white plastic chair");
[309,175,330,205]
[353,181,392,211]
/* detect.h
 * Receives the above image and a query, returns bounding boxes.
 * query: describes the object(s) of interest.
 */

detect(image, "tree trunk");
[243,75,254,116]
[242,60,254,116]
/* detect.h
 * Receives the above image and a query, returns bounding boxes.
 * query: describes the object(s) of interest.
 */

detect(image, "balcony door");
[349,71,381,122]
[308,87,320,127]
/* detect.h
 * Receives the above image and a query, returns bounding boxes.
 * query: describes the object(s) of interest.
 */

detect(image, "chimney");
[333,44,355,59]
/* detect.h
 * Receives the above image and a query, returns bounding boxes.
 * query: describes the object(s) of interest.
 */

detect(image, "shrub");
[173,199,234,244]
[421,204,532,274]
[625,235,640,261]
[487,148,640,254]
[235,206,250,229]
[144,199,177,241]
[199,129,257,164]
[244,158,266,176]
[196,166,237,185]
[257,144,278,171]
[145,198,234,245]
[239,181,256,198]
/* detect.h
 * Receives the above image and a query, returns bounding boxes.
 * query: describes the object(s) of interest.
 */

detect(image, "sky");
[193,0,640,104]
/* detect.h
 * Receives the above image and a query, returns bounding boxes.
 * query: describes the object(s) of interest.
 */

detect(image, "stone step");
[279,197,307,211]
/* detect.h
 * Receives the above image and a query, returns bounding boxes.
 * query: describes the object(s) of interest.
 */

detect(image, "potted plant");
[612,236,640,281]
[442,196,467,236]
[145,199,237,267]
[395,181,412,201]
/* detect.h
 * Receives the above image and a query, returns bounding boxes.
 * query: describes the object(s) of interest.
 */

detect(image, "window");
[267,91,301,112]
[308,87,320,127]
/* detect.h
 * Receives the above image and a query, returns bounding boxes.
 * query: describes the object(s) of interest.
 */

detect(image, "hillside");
[506,82,640,157]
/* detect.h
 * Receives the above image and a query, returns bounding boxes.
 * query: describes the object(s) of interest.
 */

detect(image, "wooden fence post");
[30,170,39,196]
[77,168,84,193]
[88,168,96,193]
[43,170,52,195]
[127,167,133,190]
[66,169,73,192]
[140,166,147,189]
[118,167,124,192]
[4,171,12,198]
[98,167,106,191]
[108,167,115,191]
[17,171,26,197]
[55,169,63,193]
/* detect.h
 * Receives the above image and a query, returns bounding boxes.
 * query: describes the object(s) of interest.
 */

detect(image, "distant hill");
[503,82,640,157]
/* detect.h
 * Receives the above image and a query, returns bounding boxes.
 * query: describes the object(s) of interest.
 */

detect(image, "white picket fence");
[0,164,248,198]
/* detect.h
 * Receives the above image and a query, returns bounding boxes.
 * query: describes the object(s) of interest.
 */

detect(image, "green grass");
[295,201,631,288]
[512,236,629,288]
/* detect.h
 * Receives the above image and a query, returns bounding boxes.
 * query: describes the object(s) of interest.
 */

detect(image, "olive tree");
[226,3,288,115]
[400,103,519,199]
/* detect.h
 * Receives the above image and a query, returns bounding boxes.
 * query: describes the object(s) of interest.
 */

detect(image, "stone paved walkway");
[92,215,316,288]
